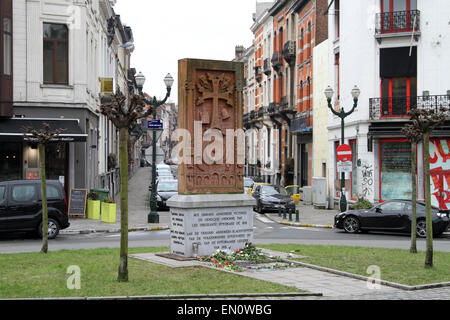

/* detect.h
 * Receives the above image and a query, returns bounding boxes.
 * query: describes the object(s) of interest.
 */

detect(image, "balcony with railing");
[375,10,420,40]
[254,66,262,82]
[369,95,450,120]
[282,40,296,65]
[271,52,282,72]
[291,110,312,134]
[268,102,278,114]
[263,58,271,76]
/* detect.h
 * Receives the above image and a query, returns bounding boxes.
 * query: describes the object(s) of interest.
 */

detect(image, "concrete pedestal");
[167,194,256,258]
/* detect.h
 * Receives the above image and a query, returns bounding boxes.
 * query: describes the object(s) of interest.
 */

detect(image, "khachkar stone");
[168,59,255,258]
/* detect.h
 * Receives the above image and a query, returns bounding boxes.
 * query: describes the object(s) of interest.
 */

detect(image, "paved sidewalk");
[264,202,338,228]
[62,167,170,234]
[62,167,337,234]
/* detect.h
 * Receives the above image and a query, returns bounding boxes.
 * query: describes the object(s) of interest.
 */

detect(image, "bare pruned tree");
[23,123,66,254]
[97,92,152,282]
[405,107,448,267]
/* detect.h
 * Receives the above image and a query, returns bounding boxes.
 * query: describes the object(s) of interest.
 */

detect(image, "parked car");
[285,185,301,205]
[252,184,296,214]
[156,180,178,210]
[0,180,70,239]
[244,177,255,194]
[334,199,450,237]
[247,182,270,196]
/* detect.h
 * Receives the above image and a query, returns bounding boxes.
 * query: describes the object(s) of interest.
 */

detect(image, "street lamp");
[136,71,174,223]
[325,85,360,212]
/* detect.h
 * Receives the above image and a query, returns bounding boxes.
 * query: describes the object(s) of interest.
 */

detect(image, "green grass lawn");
[1,244,449,298]
[0,247,297,299]
[259,244,450,286]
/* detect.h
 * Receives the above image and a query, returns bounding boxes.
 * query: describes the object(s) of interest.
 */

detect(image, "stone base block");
[167,194,256,258]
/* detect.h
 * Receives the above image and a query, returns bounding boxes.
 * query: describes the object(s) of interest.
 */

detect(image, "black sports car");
[252,184,296,214]
[334,199,450,237]
[156,180,178,210]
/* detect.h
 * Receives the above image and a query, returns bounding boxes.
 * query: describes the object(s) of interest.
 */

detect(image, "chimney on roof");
[235,45,245,60]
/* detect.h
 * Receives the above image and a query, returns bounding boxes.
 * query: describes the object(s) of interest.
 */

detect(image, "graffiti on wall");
[361,162,374,197]
[430,138,450,210]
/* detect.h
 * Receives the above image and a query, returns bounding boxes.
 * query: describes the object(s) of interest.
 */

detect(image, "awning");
[0,118,87,142]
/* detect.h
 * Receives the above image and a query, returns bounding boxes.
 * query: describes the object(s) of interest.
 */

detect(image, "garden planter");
[101,202,117,223]
[87,200,100,220]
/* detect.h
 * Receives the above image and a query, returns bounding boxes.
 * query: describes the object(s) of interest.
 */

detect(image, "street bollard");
[295,209,300,222]
[288,208,293,221]
[278,207,281,217]
[283,207,286,219]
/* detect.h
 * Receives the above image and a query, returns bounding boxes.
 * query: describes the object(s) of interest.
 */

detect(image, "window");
[43,23,68,84]
[379,201,405,212]
[381,0,417,33]
[12,185,36,202]
[0,185,5,205]
[3,18,11,76]
[379,140,411,201]
[46,185,61,199]
[380,47,417,117]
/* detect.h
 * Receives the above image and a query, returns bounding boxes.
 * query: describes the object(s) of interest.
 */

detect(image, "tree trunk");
[410,141,417,254]
[39,144,48,254]
[118,127,129,282]
[424,131,433,268]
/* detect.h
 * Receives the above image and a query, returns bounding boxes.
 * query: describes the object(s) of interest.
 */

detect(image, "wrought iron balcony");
[282,40,296,65]
[256,106,266,119]
[369,95,450,120]
[254,65,262,82]
[268,102,278,114]
[243,112,250,124]
[279,96,289,112]
[271,52,282,72]
[249,110,256,120]
[375,10,420,36]
[263,58,271,76]
[291,110,312,134]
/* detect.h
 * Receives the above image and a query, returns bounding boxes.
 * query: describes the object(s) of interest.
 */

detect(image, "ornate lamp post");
[325,85,360,212]
[135,71,174,223]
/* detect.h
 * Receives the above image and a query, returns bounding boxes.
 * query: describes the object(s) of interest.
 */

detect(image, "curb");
[282,258,450,291]
[2,292,323,301]
[60,225,170,235]
[264,214,333,229]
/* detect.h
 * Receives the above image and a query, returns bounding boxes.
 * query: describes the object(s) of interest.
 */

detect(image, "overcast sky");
[114,0,269,104]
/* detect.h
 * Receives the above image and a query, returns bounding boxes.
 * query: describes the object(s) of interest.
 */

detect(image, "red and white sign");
[337,144,352,162]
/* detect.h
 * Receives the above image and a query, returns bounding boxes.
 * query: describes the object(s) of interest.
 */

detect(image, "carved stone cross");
[196,72,234,130]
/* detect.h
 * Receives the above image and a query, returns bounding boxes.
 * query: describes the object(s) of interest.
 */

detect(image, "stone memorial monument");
[167,59,256,258]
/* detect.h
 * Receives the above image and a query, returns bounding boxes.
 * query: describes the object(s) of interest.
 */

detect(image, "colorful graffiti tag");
[430,138,450,210]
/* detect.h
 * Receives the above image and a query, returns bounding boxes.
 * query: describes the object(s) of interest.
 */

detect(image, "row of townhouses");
[0,0,149,196]
[238,0,450,210]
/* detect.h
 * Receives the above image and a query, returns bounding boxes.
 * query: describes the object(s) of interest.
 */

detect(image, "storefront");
[0,118,87,195]
[379,139,412,201]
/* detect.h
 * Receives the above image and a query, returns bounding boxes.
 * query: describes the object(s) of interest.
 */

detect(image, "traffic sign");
[337,144,352,162]
[337,161,353,173]
[147,119,163,130]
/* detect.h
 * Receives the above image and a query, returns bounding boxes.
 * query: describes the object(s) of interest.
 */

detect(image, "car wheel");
[416,219,427,238]
[343,216,360,233]
[38,218,60,240]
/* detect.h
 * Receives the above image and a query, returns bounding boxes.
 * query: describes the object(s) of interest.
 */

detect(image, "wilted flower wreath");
[199,243,285,272]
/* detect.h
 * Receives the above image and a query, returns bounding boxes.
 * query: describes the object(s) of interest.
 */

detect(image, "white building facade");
[327,0,450,209]
[0,0,137,196]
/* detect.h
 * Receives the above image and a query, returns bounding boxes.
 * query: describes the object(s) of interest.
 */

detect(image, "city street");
[0,212,448,254]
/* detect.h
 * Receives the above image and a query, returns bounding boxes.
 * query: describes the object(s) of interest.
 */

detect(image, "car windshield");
[285,186,299,195]
[158,182,178,192]
[244,179,254,187]
[261,186,279,196]
[277,187,288,196]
